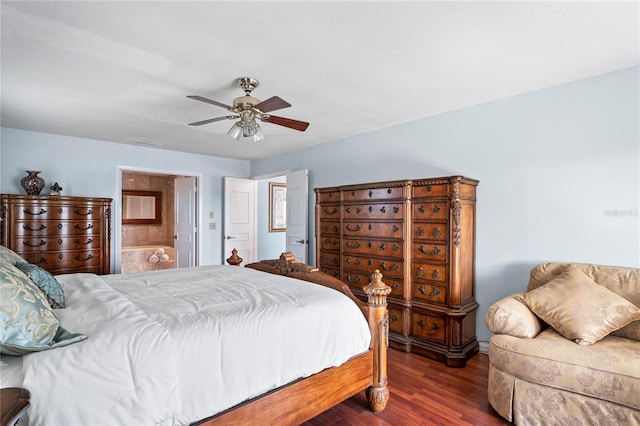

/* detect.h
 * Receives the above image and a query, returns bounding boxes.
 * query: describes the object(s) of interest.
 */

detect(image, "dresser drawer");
[343,255,403,277]
[384,276,404,298]
[412,282,447,304]
[21,249,103,270]
[342,186,406,202]
[412,183,449,198]
[413,262,447,283]
[320,236,340,251]
[319,220,340,236]
[413,242,447,262]
[14,236,100,252]
[343,203,404,220]
[316,189,340,203]
[318,205,340,218]
[413,202,448,220]
[13,221,102,237]
[413,223,448,241]
[319,252,341,269]
[319,266,340,280]
[343,221,404,239]
[12,204,103,221]
[412,311,446,343]
[388,306,405,335]
[342,238,403,258]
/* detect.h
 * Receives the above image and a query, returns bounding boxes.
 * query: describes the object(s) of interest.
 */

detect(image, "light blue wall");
[257,175,287,259]
[0,128,250,267]
[251,67,640,344]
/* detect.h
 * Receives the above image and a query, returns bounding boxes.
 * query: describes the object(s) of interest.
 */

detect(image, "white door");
[285,169,309,264]
[174,176,197,267]
[224,177,257,265]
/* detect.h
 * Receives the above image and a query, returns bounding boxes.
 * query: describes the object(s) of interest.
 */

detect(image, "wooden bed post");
[363,269,391,413]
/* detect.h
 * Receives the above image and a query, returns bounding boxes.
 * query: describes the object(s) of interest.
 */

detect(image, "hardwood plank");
[303,350,509,426]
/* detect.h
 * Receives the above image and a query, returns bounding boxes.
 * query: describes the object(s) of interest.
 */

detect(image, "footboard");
[203,251,391,424]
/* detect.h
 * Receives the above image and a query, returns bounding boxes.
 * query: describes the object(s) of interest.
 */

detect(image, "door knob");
[226,235,235,239]
[296,239,305,244]
[173,235,177,240]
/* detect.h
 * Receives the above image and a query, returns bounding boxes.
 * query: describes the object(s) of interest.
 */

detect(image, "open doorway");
[118,170,197,274]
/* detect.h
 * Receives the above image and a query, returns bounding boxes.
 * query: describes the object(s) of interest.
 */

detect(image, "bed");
[0,249,390,425]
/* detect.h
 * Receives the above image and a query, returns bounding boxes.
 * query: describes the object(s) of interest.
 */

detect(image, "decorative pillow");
[520,265,640,345]
[485,292,544,338]
[1,263,86,355]
[0,245,26,266]
[14,262,66,308]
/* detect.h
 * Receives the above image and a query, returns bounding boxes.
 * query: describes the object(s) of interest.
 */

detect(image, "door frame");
[115,166,201,273]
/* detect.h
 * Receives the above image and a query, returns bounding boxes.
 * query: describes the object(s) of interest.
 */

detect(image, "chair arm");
[485,292,544,338]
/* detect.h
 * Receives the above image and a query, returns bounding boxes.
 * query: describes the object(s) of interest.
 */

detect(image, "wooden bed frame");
[196,251,391,425]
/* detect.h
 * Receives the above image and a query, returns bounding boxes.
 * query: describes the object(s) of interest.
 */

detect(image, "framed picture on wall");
[269,183,286,232]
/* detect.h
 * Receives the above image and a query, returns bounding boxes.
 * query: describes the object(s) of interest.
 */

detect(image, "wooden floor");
[303,349,511,426]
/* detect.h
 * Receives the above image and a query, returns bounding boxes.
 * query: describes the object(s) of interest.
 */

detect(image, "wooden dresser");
[1,194,112,275]
[315,176,478,367]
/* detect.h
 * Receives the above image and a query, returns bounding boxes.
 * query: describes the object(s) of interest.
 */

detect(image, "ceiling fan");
[187,77,310,142]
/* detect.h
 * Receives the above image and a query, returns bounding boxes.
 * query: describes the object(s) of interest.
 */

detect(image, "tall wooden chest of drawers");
[315,176,478,367]
[1,194,112,275]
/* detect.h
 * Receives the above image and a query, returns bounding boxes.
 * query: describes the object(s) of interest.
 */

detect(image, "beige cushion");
[520,265,640,345]
[485,292,544,338]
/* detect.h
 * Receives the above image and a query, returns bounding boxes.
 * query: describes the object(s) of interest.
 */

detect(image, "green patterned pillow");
[0,245,26,266]
[0,263,86,355]
[15,262,66,308]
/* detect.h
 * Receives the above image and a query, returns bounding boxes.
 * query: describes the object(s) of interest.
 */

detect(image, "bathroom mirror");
[122,190,162,224]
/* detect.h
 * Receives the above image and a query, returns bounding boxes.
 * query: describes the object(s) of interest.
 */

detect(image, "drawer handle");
[74,223,94,230]
[23,208,46,216]
[58,239,63,244]
[417,319,424,328]
[345,224,361,232]
[380,243,386,250]
[23,224,46,231]
[22,239,46,247]
[391,314,398,322]
[379,206,386,213]
[367,241,373,248]
[323,207,338,215]
[432,323,440,331]
[387,189,392,194]
[417,227,424,237]
[419,245,441,255]
[368,190,373,198]
[356,259,362,265]
[345,274,361,284]
[58,254,64,259]
[35,257,46,264]
[417,267,424,277]
[419,286,441,297]
[58,224,63,229]
[356,207,361,213]
[432,228,441,238]
[432,270,440,279]
[392,244,399,252]
[345,241,361,249]
[427,186,432,192]
[392,282,399,290]
[74,209,93,216]
[74,238,94,245]
[418,205,425,213]
[346,258,351,264]
[393,225,399,233]
[74,254,94,262]
[433,205,441,213]
[368,224,372,230]
[393,207,399,213]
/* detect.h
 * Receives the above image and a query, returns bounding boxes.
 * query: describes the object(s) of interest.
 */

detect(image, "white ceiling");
[1,1,638,161]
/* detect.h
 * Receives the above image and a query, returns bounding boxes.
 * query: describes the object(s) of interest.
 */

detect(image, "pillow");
[485,292,544,338]
[14,262,66,308]
[1,263,86,355]
[0,245,26,266]
[519,265,640,345]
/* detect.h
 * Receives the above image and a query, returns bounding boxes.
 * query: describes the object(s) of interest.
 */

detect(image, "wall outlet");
[209,222,216,230]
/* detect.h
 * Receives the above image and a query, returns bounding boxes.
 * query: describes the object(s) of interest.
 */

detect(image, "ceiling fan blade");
[263,115,310,132]
[187,95,232,110]
[188,116,235,126]
[254,96,291,113]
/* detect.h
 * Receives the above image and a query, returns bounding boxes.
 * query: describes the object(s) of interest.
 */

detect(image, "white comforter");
[7,265,371,425]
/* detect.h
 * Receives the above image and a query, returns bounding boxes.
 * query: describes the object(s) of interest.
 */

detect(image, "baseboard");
[478,341,489,354]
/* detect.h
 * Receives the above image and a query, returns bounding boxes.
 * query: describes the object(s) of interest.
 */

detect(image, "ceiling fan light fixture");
[252,125,264,143]
[227,122,243,140]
